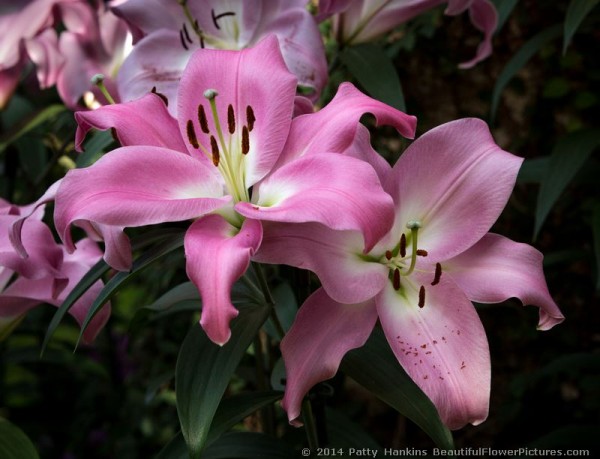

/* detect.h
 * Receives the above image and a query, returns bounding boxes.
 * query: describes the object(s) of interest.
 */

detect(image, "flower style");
[111,0,328,112]
[0,199,110,343]
[319,0,498,68]
[54,37,417,345]
[254,119,565,429]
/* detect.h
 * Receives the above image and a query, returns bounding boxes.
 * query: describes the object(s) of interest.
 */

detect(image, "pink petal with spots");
[376,274,490,430]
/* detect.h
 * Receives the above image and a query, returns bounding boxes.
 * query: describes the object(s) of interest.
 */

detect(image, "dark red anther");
[211,9,235,29]
[151,87,168,106]
[242,126,250,154]
[385,250,392,260]
[416,249,428,257]
[400,233,406,258]
[392,268,401,290]
[431,263,442,286]
[227,104,235,134]
[246,105,256,131]
[198,105,209,133]
[210,135,219,166]
[182,23,192,44]
[186,120,199,148]
[179,29,189,50]
[418,285,426,308]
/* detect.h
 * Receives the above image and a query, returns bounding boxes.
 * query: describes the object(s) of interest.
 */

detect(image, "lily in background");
[0,0,131,109]
[111,0,328,113]
[319,0,498,68]
[54,37,416,345]
[0,199,110,344]
[254,118,564,429]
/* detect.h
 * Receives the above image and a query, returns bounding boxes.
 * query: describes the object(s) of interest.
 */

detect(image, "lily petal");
[376,275,490,430]
[276,82,416,167]
[177,36,297,186]
[281,288,377,425]
[255,222,388,304]
[457,0,498,69]
[54,146,229,252]
[117,29,193,115]
[74,93,187,152]
[184,215,262,345]
[384,118,523,262]
[444,233,564,330]
[235,153,395,251]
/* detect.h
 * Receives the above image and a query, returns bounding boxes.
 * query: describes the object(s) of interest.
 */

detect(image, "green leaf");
[341,44,406,111]
[201,432,297,459]
[534,129,600,238]
[76,231,186,346]
[490,25,562,125]
[563,0,599,54]
[0,418,40,459]
[593,205,600,290]
[41,258,110,355]
[76,130,115,167]
[155,392,282,459]
[340,327,454,450]
[516,157,549,184]
[207,391,282,444]
[176,302,270,458]
[490,0,519,33]
[0,105,66,154]
[326,408,381,450]
[42,227,186,354]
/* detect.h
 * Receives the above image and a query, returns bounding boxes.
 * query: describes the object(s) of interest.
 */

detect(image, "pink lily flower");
[319,0,498,68]
[111,0,328,112]
[0,0,130,109]
[254,118,564,429]
[54,37,416,345]
[0,199,110,344]
[55,1,131,109]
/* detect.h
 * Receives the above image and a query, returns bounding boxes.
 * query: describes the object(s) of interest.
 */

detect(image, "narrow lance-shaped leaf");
[155,391,282,459]
[176,302,270,458]
[75,232,186,347]
[42,227,186,354]
[490,0,519,33]
[340,327,454,450]
[0,418,40,459]
[563,0,599,54]
[534,129,600,239]
[341,44,406,112]
[0,105,66,154]
[201,432,298,459]
[490,25,562,125]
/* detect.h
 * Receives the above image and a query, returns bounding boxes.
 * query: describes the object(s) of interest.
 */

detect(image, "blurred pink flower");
[0,198,110,343]
[255,118,564,429]
[0,0,130,109]
[111,0,328,113]
[319,0,498,68]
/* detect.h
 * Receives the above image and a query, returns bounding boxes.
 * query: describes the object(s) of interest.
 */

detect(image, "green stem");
[254,333,275,435]
[302,399,320,450]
